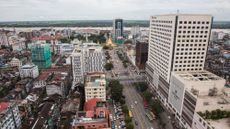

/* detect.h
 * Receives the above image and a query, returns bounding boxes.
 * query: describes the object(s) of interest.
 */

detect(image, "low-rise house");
[0,102,21,129]
[16,78,33,94]
[72,98,110,129]
[8,57,22,68]
[60,91,80,129]
[46,72,69,97]
[20,63,39,79]
[31,102,59,129]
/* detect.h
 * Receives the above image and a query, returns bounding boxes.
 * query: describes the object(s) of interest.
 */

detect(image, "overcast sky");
[0,0,230,21]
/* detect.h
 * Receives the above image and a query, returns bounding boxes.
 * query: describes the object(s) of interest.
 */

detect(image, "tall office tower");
[113,19,123,40]
[146,14,213,129]
[71,43,105,85]
[31,43,52,69]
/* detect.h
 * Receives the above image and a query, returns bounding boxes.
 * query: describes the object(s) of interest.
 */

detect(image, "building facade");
[146,14,213,129]
[31,43,52,69]
[168,71,228,129]
[135,40,148,70]
[146,14,212,101]
[72,98,110,129]
[0,102,21,129]
[85,72,106,102]
[20,63,39,79]
[71,43,105,85]
[9,57,22,68]
[56,43,74,56]
[113,19,123,40]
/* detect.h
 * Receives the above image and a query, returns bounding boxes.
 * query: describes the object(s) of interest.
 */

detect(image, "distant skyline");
[0,0,230,21]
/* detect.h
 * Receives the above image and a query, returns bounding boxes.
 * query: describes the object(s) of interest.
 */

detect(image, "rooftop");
[84,98,101,111]
[207,118,230,129]
[0,102,9,113]
[72,117,107,125]
[152,14,212,17]
[196,90,230,112]
[174,70,222,82]
[86,72,105,83]
[61,98,80,113]
[21,63,37,69]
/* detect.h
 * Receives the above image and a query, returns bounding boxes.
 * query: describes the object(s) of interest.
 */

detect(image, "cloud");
[0,0,229,21]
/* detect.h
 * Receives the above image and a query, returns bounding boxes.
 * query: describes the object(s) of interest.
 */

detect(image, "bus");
[146,113,153,121]
[129,110,133,118]
[149,112,156,120]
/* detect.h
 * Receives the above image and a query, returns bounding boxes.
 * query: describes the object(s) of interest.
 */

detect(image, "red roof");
[38,71,50,80]
[84,98,101,111]
[86,111,94,118]
[0,102,9,113]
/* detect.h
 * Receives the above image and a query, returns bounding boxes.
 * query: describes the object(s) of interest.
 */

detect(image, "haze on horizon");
[0,0,230,22]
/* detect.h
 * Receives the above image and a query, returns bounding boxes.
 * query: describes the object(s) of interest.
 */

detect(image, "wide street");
[106,46,158,129]
[122,81,156,129]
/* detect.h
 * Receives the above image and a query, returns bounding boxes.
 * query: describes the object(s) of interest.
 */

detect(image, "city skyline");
[0,0,230,21]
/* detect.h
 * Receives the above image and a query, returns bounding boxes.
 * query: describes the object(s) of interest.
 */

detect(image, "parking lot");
[109,101,126,129]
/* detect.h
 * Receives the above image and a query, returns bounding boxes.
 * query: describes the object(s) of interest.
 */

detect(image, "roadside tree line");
[134,82,163,117]
[108,80,134,129]
[104,51,114,71]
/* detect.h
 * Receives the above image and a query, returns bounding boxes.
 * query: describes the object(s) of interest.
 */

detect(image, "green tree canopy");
[142,90,152,102]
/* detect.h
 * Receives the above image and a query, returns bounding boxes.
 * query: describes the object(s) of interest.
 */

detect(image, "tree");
[103,45,110,50]
[122,105,129,115]
[109,80,123,102]
[135,82,148,92]
[142,91,152,102]
[126,123,134,129]
[104,62,114,71]
[150,99,163,116]
[60,38,71,43]
[125,117,132,124]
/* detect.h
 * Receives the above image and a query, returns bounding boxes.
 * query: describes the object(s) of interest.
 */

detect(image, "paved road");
[107,47,159,129]
[122,81,155,129]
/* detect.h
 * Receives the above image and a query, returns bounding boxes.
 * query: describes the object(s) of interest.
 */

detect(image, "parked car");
[135,120,138,125]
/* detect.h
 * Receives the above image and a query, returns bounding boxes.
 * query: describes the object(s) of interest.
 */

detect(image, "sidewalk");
[159,112,174,129]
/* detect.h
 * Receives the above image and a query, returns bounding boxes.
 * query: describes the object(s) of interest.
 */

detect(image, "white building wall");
[20,65,39,79]
[148,15,176,83]
[46,84,64,96]
[85,86,106,102]
[173,15,212,72]
[169,74,185,115]
[71,44,105,85]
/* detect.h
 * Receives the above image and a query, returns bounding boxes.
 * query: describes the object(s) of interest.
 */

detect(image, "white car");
[131,105,134,109]
[134,101,137,104]
[114,116,116,121]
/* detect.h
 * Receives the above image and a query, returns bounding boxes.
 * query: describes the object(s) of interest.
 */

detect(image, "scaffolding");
[31,43,52,69]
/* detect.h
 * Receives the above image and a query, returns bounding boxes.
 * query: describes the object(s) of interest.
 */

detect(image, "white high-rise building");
[71,43,105,85]
[146,14,214,129]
